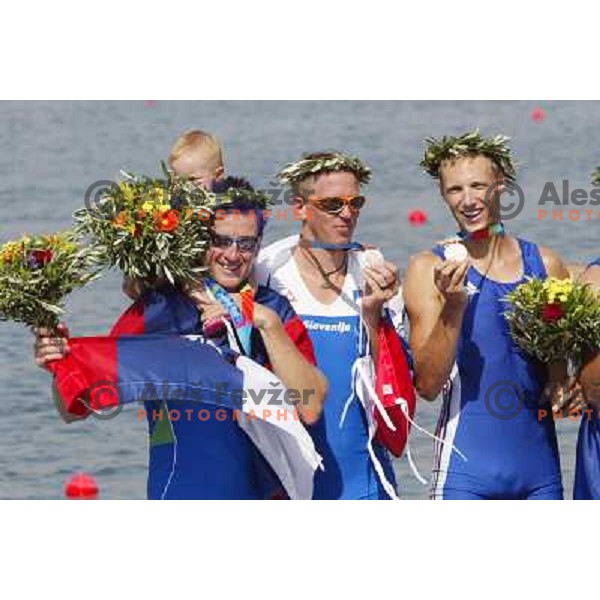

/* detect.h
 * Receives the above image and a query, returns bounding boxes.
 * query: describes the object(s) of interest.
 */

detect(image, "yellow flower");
[141,188,170,212]
[544,277,572,304]
[0,248,16,264]
[151,186,171,207]
[1,241,21,259]
[62,242,78,253]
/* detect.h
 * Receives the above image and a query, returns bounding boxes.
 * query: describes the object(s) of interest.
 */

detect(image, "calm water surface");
[1,101,598,499]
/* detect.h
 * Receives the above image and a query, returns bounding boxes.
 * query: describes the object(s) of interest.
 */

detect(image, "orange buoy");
[408,209,428,226]
[65,473,99,499]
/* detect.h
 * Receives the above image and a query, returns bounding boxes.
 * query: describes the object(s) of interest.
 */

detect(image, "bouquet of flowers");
[504,277,600,363]
[0,232,98,329]
[73,165,216,286]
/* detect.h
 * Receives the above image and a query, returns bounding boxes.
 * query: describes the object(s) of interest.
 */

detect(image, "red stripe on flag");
[110,300,146,336]
[48,337,119,416]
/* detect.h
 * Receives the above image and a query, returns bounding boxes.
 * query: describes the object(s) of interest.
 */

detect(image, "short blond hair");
[168,130,224,170]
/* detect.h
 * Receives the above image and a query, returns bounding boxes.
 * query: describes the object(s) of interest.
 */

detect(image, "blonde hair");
[168,130,224,170]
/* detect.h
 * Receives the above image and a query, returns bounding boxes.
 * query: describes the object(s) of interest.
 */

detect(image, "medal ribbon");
[457,222,505,241]
[204,277,254,355]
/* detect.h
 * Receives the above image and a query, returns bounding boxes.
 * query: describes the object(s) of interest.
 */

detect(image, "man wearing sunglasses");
[256,151,406,499]
[34,177,327,500]
[189,179,327,428]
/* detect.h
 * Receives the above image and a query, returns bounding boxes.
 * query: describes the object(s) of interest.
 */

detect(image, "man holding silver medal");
[256,151,412,500]
[404,130,576,499]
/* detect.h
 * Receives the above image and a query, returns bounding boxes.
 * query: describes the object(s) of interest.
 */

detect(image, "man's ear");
[291,194,308,220]
[214,165,225,180]
[438,179,446,199]
[488,177,506,219]
[494,176,506,196]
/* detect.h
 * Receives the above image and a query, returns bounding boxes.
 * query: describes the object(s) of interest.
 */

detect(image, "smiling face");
[439,154,504,233]
[296,171,362,245]
[205,212,259,291]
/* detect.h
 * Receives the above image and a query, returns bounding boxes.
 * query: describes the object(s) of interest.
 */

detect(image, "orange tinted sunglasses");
[307,195,367,215]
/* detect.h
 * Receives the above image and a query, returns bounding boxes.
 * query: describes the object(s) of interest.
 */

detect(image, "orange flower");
[113,211,129,229]
[154,209,180,233]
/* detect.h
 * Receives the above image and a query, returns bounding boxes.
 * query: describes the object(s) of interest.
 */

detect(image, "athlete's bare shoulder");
[538,245,570,279]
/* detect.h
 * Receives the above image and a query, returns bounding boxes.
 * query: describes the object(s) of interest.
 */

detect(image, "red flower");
[542,302,565,323]
[154,209,180,233]
[31,249,53,267]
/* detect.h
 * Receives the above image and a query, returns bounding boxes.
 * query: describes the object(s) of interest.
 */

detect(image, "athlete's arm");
[33,323,70,370]
[404,252,469,401]
[33,323,81,423]
[253,302,327,424]
[539,246,571,280]
[567,262,586,281]
[580,265,600,407]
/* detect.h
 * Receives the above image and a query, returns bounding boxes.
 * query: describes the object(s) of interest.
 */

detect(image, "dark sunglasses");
[210,233,260,253]
[308,195,367,215]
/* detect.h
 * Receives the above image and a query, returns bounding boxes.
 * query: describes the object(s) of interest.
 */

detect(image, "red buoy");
[531,107,546,123]
[144,100,158,107]
[408,209,428,226]
[65,473,99,499]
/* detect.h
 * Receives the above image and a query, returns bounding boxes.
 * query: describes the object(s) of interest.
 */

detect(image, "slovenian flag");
[48,288,322,500]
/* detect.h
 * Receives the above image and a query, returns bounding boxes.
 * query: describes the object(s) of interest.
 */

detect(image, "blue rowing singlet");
[111,286,299,500]
[430,238,563,499]
[256,236,398,499]
[573,257,600,499]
